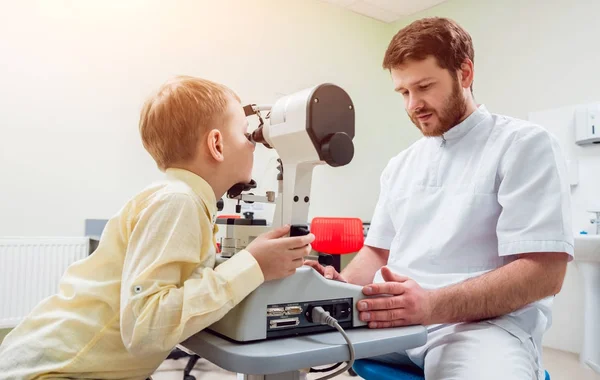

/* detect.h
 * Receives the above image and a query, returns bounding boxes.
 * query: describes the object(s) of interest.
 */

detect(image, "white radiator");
[0,237,90,329]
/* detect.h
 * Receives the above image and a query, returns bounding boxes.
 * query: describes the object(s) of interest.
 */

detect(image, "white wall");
[0,0,416,236]
[391,0,600,354]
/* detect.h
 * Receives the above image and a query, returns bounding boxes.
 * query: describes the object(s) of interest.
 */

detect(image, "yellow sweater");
[0,168,264,379]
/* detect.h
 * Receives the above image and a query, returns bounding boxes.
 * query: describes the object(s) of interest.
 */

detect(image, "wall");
[0,0,418,236]
[389,0,600,354]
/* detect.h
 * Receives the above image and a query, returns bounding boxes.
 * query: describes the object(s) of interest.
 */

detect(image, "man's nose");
[407,94,424,112]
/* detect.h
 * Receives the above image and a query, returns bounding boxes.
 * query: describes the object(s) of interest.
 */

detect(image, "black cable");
[309,362,343,373]
[310,307,356,380]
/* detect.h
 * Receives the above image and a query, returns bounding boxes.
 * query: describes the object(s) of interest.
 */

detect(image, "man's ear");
[206,129,225,162]
[458,58,474,90]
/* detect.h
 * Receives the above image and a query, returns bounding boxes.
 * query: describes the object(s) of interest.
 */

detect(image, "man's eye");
[420,84,431,90]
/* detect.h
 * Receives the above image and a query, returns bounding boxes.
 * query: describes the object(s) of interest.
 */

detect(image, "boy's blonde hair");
[139,76,240,171]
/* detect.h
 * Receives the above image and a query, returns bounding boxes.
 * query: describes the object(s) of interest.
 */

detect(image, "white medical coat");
[365,104,574,357]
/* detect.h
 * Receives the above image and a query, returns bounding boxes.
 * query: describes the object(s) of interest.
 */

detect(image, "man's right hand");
[247,225,315,281]
[304,260,347,283]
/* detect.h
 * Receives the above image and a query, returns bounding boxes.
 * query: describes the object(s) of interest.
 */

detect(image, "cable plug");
[311,306,337,326]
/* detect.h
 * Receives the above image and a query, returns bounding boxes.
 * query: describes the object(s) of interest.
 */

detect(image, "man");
[306,17,573,380]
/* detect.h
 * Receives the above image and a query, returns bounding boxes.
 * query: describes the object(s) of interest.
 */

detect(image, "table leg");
[238,371,305,380]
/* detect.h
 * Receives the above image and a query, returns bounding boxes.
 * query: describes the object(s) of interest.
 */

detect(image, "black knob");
[216,198,224,211]
[290,224,310,237]
[318,253,333,266]
[320,132,354,167]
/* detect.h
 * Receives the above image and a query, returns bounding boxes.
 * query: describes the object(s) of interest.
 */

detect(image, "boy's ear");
[206,129,225,162]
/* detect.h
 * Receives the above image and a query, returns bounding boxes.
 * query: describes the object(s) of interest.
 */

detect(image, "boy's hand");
[247,225,315,281]
[304,260,347,283]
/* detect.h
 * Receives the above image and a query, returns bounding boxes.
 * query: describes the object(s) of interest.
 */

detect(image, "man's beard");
[408,79,467,137]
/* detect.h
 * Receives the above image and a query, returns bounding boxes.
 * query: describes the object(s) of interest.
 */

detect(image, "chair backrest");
[310,217,364,254]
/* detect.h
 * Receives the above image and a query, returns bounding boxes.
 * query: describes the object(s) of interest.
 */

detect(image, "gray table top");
[181,325,427,375]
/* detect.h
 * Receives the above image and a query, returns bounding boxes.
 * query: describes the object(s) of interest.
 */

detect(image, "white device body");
[575,103,600,145]
[208,267,369,342]
[208,84,360,342]
[262,86,324,228]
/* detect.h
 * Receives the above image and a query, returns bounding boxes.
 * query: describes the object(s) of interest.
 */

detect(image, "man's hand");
[357,266,433,328]
[303,260,347,283]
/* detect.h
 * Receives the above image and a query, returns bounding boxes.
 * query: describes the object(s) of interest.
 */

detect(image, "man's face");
[391,56,467,137]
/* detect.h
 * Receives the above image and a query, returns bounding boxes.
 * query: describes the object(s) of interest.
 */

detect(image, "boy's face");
[222,96,255,185]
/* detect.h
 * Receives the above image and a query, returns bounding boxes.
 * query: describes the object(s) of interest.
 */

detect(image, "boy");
[0,76,314,379]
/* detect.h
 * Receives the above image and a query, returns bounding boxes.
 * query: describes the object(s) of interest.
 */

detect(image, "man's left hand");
[357,266,434,328]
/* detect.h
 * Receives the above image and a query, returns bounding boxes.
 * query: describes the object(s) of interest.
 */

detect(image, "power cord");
[309,362,342,373]
[310,306,356,380]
